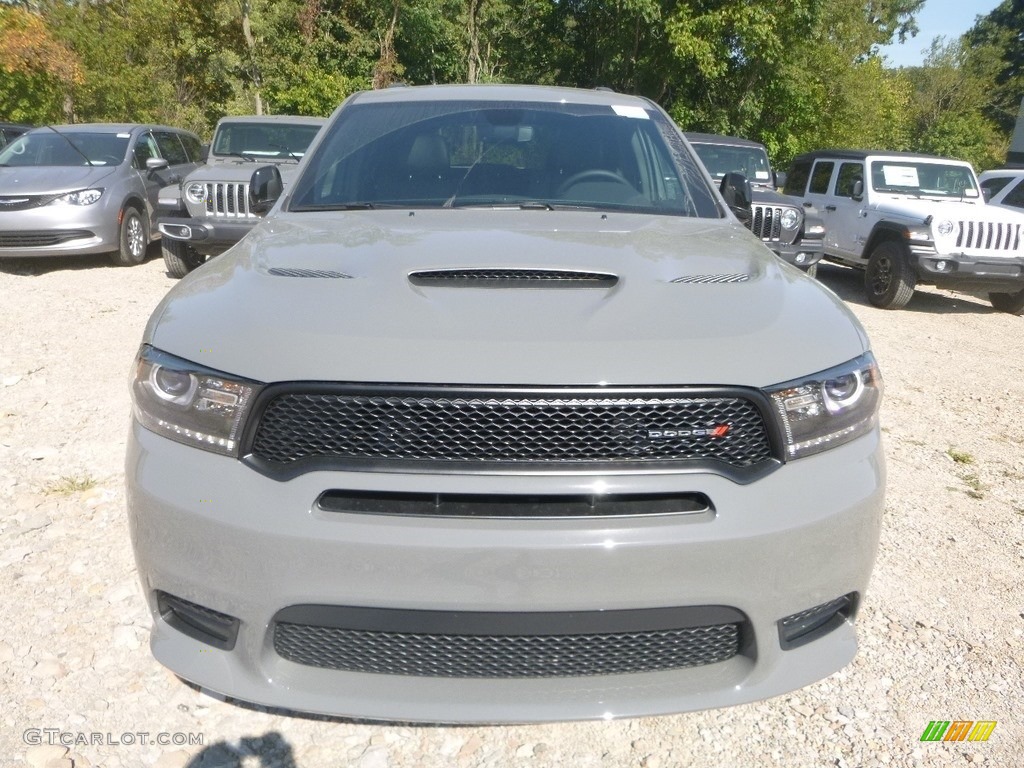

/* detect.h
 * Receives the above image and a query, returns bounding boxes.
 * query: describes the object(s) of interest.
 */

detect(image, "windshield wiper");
[43,125,94,166]
[293,202,378,211]
[270,143,301,162]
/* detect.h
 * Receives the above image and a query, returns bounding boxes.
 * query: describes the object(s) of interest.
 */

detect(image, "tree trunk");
[373,0,401,89]
[241,0,263,115]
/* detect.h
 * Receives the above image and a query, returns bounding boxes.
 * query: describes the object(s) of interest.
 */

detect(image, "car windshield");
[0,131,129,167]
[870,160,980,199]
[212,122,322,159]
[289,100,720,216]
[691,143,773,185]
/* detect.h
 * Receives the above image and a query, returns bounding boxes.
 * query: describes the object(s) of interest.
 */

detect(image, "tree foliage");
[0,0,1014,171]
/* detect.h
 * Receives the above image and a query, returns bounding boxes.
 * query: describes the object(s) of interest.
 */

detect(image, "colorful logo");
[920,721,997,742]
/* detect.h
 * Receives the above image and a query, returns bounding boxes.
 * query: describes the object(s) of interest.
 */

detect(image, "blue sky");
[876,0,1004,67]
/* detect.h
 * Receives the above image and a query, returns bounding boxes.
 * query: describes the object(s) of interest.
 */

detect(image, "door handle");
[825,205,837,211]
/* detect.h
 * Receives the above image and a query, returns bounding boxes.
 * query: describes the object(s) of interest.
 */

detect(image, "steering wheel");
[557,169,631,194]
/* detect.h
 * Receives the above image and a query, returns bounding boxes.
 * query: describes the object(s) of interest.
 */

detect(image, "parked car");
[785,150,1024,314]
[979,168,1024,213]
[686,132,825,275]
[157,115,326,277]
[0,121,31,148]
[128,84,885,723]
[0,123,202,265]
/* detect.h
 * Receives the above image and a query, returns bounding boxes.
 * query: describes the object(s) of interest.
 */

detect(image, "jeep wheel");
[110,206,148,266]
[865,241,915,309]
[988,288,1024,315]
[162,238,206,278]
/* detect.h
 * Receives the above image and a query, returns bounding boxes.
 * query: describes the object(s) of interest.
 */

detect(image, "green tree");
[0,5,81,123]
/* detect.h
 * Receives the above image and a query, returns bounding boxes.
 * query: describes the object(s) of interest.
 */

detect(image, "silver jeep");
[128,85,885,723]
[156,115,325,277]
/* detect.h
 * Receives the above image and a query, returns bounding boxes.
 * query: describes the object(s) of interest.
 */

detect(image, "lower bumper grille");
[0,230,92,248]
[272,605,744,678]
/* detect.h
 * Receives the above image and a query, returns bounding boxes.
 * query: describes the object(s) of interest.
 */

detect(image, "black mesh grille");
[248,387,774,469]
[0,194,58,211]
[0,230,92,247]
[274,621,740,678]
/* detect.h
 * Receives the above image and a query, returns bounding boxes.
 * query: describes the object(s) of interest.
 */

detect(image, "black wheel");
[110,206,148,266]
[988,288,1024,315]
[865,240,915,309]
[805,263,818,279]
[162,238,206,278]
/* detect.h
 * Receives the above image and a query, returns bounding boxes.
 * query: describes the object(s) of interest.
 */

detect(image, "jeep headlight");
[131,346,262,456]
[185,182,207,205]
[51,188,103,206]
[936,219,955,237]
[780,208,800,230]
[766,353,882,460]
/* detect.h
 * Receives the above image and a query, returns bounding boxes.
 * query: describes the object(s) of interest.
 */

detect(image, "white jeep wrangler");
[784,150,1024,313]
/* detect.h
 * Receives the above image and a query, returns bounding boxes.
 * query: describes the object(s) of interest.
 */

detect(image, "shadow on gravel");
[185,731,297,768]
[0,242,162,276]
[812,262,1000,316]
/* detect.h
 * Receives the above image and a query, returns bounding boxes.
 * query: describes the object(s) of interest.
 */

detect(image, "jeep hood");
[185,160,303,183]
[146,211,870,388]
[0,165,117,195]
[871,197,1009,223]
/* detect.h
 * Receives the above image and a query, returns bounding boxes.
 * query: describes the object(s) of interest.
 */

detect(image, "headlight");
[51,188,103,206]
[780,208,800,230]
[936,219,954,236]
[766,353,882,460]
[185,183,207,205]
[131,346,262,456]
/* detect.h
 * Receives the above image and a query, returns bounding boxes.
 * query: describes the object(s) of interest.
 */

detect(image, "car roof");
[347,84,655,109]
[790,148,970,164]
[979,167,1024,178]
[26,123,198,136]
[215,115,326,126]
[684,133,765,149]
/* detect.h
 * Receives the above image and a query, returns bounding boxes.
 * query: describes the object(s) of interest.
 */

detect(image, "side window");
[809,161,835,194]
[783,160,811,195]
[1001,179,1024,209]
[835,162,864,198]
[179,134,204,163]
[133,132,160,169]
[154,131,189,166]
[981,176,1014,197]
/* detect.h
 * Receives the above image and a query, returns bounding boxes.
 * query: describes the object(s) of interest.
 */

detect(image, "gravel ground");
[1,251,1021,768]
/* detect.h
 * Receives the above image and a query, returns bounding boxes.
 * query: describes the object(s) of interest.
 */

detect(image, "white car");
[980,168,1024,213]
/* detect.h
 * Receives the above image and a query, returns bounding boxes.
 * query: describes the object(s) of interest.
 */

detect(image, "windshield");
[691,143,772,185]
[289,100,720,216]
[212,122,322,160]
[869,160,980,199]
[0,131,129,167]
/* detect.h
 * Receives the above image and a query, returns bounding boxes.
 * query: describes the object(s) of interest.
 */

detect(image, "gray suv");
[156,115,325,277]
[0,124,202,265]
[128,85,885,723]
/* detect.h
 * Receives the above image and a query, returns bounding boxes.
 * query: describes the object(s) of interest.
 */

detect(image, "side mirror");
[249,165,283,215]
[852,179,864,201]
[982,187,993,203]
[720,172,752,225]
[774,170,787,190]
[145,157,169,172]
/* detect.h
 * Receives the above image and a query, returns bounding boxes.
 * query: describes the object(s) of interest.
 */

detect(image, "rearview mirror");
[720,172,752,226]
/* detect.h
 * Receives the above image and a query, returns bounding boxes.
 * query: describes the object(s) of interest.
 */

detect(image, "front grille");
[955,220,1022,251]
[0,230,92,248]
[751,205,787,241]
[0,194,58,211]
[247,386,774,470]
[272,605,744,678]
[204,182,253,218]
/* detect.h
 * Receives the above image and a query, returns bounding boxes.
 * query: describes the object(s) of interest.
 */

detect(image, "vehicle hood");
[196,158,303,182]
[146,211,871,388]
[0,165,118,195]
[871,196,1018,223]
[751,187,801,209]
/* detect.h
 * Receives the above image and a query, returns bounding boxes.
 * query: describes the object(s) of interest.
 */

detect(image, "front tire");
[110,206,148,266]
[162,238,206,278]
[989,288,1024,315]
[865,240,915,309]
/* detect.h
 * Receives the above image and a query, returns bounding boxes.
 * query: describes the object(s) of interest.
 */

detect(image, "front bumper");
[771,237,825,270]
[909,248,1024,289]
[156,216,256,256]
[127,422,885,723]
[0,204,120,258]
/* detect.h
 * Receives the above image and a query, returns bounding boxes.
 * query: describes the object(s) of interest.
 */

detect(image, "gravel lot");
[1,250,1021,768]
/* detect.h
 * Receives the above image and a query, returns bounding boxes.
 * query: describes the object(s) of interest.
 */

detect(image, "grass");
[44,474,98,496]
[961,473,985,500]
[946,448,975,465]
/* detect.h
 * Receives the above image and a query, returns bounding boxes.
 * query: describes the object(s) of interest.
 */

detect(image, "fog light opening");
[157,590,240,650]
[934,260,948,272]
[777,593,857,650]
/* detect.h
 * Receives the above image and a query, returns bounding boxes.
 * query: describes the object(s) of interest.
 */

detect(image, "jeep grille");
[203,182,253,218]
[955,220,1022,252]
[751,205,788,242]
[246,385,775,472]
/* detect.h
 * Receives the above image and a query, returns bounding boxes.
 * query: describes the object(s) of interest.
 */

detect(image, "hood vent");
[268,267,352,279]
[671,273,749,284]
[409,269,618,288]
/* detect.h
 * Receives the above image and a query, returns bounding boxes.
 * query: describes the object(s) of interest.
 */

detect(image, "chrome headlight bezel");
[185,182,207,205]
[131,346,263,457]
[780,208,800,230]
[766,353,883,460]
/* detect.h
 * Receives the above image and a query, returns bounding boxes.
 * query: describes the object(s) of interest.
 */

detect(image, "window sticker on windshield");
[611,105,649,119]
[755,171,771,180]
[882,165,919,186]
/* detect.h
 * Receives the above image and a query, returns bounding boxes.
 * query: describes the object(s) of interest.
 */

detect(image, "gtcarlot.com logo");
[920,720,997,742]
